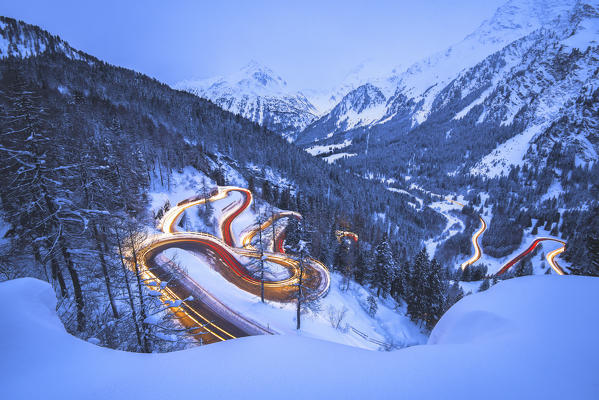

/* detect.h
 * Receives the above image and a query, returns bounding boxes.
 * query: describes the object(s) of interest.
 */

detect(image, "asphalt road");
[137,186,330,345]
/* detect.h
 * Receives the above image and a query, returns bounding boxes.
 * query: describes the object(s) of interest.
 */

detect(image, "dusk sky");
[1,0,505,89]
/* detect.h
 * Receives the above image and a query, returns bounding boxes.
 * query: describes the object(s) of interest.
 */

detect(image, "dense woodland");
[330,117,599,274]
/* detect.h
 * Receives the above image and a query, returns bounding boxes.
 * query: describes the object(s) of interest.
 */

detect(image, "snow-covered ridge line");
[0,16,91,61]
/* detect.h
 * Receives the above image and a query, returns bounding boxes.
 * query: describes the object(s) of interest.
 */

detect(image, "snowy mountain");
[174,61,319,140]
[302,61,401,116]
[298,0,599,180]
[297,0,586,145]
[300,83,388,144]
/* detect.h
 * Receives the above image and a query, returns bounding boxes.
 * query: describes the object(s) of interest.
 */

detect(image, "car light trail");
[335,230,359,243]
[136,185,331,344]
[495,237,567,276]
[460,216,487,270]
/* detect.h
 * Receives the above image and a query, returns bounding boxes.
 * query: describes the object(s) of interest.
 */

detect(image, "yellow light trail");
[460,216,487,270]
[136,185,332,344]
[134,253,236,342]
[546,245,566,275]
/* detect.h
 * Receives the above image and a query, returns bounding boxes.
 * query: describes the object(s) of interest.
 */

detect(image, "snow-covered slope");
[467,1,599,176]
[297,0,586,145]
[0,16,90,60]
[174,61,318,140]
[2,276,597,399]
[299,0,599,180]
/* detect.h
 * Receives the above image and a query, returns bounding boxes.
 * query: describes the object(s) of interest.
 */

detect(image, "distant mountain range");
[176,0,597,182]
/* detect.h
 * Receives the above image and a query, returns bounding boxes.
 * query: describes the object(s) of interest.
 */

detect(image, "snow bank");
[1,276,597,399]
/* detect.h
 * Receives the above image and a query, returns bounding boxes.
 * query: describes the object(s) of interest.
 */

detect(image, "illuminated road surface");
[137,186,330,344]
[444,199,487,271]
[335,230,359,243]
[460,216,487,271]
[495,238,567,276]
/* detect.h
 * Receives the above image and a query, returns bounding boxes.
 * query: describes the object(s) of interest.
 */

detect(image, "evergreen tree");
[479,278,490,292]
[422,258,447,330]
[445,281,464,312]
[371,234,394,298]
[367,295,378,318]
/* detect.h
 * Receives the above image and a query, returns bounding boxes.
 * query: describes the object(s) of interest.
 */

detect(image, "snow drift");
[1,275,597,399]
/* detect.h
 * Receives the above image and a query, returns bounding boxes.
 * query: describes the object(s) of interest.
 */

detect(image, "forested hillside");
[0,16,444,347]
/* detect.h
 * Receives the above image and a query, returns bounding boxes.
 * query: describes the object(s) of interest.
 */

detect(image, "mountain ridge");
[174,61,318,140]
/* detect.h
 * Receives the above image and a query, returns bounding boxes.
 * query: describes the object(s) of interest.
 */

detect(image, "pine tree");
[367,295,378,318]
[371,234,394,298]
[404,249,428,322]
[479,278,490,292]
[422,258,447,330]
[353,244,368,286]
[515,257,533,277]
[445,281,464,312]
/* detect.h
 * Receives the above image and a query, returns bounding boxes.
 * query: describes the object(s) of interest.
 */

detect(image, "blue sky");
[1,0,505,89]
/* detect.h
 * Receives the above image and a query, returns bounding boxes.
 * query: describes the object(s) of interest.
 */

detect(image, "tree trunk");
[93,223,119,318]
[116,230,142,349]
[32,243,49,282]
[58,234,85,332]
[128,229,151,353]
[45,240,68,298]
[296,257,303,330]
[259,222,265,303]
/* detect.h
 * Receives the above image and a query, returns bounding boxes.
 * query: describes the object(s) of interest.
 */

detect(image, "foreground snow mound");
[1,276,598,399]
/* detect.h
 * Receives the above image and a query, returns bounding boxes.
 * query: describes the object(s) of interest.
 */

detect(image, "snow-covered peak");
[175,61,318,139]
[336,83,386,115]
[304,60,399,115]
[175,60,292,98]
[236,60,288,91]
[469,0,578,45]
[389,0,584,125]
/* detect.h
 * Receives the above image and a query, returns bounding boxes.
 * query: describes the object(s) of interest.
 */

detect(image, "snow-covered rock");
[299,83,388,144]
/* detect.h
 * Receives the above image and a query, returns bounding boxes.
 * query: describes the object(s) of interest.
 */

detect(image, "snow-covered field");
[323,152,357,164]
[2,275,597,399]
[305,139,352,156]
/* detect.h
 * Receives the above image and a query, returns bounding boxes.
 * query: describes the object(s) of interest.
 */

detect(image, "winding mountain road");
[495,237,567,276]
[445,198,566,276]
[137,186,330,344]
[444,199,487,271]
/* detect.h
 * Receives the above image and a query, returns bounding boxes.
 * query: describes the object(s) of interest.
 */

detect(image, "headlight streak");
[137,185,332,343]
